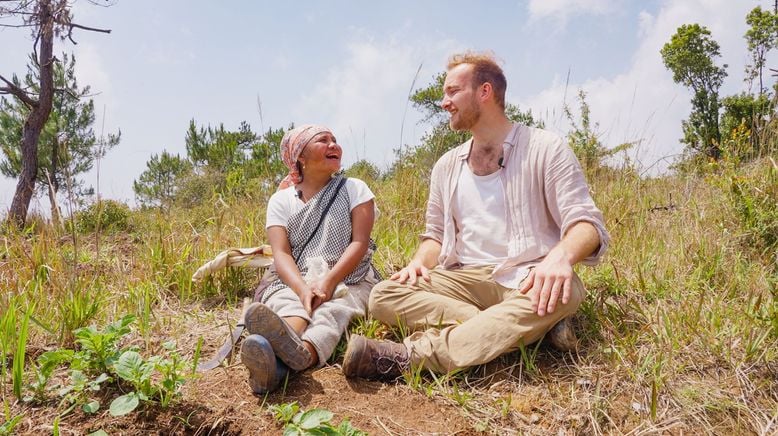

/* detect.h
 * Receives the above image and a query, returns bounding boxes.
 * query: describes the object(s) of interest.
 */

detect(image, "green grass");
[0,297,17,395]
[12,304,31,401]
[0,152,776,434]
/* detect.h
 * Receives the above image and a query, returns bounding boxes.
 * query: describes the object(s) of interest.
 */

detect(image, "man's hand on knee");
[519,247,573,316]
[390,259,431,286]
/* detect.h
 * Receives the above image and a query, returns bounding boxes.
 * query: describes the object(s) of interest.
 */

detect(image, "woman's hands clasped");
[300,278,336,315]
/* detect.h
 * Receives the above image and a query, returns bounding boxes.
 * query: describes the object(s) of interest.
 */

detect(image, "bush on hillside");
[70,200,132,234]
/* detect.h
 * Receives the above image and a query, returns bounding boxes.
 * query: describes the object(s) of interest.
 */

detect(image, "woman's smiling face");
[299,131,342,176]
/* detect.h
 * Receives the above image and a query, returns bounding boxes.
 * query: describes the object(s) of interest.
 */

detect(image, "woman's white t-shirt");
[266,178,376,228]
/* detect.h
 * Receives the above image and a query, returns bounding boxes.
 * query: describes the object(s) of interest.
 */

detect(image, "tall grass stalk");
[12,305,31,401]
[58,281,103,345]
[0,298,17,395]
[191,337,203,376]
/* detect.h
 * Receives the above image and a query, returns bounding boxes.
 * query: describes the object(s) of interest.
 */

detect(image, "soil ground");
[7,303,482,435]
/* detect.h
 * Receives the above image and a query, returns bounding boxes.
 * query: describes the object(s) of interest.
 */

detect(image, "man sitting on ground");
[342,51,610,378]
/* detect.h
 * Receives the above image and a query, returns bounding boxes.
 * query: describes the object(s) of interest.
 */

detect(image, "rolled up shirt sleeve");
[543,138,610,265]
[420,158,445,244]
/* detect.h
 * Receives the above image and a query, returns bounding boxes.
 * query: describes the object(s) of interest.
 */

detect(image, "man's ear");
[479,82,493,103]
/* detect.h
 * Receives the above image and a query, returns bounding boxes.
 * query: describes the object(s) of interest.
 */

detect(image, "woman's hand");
[297,284,319,315]
[309,277,336,313]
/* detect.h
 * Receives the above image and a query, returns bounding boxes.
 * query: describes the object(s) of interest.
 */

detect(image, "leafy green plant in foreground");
[74,314,136,373]
[23,315,191,417]
[110,341,189,416]
[25,316,134,410]
[27,349,75,402]
[57,370,110,414]
[269,401,367,436]
[109,351,152,416]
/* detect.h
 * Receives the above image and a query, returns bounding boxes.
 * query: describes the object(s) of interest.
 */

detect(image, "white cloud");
[518,0,753,172]
[638,10,654,38]
[292,35,458,168]
[527,0,618,23]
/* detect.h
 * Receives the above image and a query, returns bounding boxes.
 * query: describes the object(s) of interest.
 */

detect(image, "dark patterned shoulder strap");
[293,176,348,263]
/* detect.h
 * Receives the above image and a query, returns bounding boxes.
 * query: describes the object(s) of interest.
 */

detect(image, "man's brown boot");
[342,335,410,380]
[548,317,579,352]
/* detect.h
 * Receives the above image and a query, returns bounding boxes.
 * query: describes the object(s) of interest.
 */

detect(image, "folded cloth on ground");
[191,245,273,282]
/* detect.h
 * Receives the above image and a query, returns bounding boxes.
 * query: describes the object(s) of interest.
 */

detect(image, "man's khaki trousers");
[368,266,585,373]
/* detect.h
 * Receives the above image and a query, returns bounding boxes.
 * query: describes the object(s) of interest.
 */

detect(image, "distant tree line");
[132,121,289,210]
[5,1,776,227]
[661,5,778,165]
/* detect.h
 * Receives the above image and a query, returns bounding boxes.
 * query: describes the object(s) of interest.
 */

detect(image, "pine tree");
[0,53,120,226]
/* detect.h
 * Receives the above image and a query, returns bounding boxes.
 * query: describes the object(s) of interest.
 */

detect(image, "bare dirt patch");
[8,360,475,435]
[7,302,477,435]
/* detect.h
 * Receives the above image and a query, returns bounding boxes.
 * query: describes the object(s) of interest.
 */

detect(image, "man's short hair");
[447,51,507,109]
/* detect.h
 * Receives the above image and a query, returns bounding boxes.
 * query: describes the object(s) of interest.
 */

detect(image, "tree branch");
[55,19,111,44]
[58,20,111,34]
[0,74,37,108]
[54,87,79,99]
[85,0,118,7]
[0,22,35,28]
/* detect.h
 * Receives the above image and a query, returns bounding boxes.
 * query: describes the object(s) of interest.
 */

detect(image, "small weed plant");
[74,314,135,374]
[0,401,23,436]
[269,401,367,436]
[24,315,192,417]
[110,341,188,416]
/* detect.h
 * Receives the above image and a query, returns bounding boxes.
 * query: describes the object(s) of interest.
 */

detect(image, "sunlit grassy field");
[1,151,776,434]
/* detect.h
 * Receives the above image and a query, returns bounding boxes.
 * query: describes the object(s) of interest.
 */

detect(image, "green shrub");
[713,157,778,268]
[70,200,132,234]
[173,170,223,209]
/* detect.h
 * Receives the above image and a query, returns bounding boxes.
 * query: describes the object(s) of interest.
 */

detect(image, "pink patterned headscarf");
[278,124,331,190]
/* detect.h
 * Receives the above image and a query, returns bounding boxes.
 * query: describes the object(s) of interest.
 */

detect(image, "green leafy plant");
[74,314,136,373]
[154,342,188,408]
[110,351,154,416]
[270,402,367,436]
[0,414,23,436]
[57,370,109,414]
[269,401,300,424]
[110,342,189,416]
[23,315,190,417]
[27,349,75,402]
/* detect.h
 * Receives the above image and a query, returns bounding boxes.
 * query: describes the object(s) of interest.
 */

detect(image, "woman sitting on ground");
[241,124,380,394]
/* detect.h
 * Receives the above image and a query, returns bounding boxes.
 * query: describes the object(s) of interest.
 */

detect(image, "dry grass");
[1,154,776,434]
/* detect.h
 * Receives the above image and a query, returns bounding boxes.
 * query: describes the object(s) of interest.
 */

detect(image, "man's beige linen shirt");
[421,123,610,288]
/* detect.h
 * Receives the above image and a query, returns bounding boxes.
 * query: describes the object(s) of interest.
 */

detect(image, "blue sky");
[0,0,765,211]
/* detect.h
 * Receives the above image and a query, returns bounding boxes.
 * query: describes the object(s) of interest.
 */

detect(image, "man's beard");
[449,99,481,131]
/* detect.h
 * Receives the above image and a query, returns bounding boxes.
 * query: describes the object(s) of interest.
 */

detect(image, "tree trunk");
[7,0,55,227]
